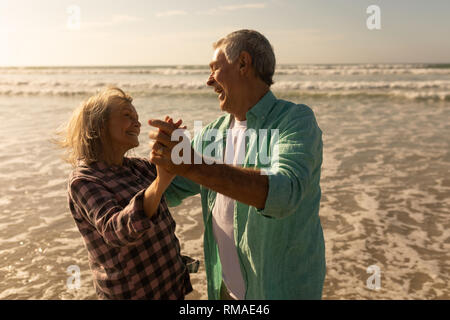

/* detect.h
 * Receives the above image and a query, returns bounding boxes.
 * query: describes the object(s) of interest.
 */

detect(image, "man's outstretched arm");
[148,119,268,210]
[186,161,268,210]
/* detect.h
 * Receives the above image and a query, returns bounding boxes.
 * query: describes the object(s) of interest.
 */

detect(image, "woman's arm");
[69,176,164,248]
[143,175,172,218]
[145,116,187,212]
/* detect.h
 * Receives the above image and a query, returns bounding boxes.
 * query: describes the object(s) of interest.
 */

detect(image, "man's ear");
[238,51,252,75]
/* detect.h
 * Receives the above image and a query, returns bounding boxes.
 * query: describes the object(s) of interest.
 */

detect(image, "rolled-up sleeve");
[257,108,323,219]
[69,177,157,247]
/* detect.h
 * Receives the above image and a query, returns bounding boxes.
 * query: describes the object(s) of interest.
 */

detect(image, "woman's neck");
[100,148,125,167]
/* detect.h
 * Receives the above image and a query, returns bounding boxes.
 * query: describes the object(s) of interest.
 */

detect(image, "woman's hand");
[151,116,186,187]
[144,116,186,219]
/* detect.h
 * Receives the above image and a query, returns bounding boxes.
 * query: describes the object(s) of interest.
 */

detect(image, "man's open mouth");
[215,87,225,100]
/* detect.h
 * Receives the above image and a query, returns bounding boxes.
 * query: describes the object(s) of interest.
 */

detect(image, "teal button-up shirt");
[164,91,326,299]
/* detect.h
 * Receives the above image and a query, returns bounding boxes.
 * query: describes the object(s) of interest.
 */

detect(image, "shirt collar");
[246,90,277,123]
[78,157,130,172]
[215,90,277,137]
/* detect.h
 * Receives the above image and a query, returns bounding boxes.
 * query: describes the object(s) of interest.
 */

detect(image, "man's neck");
[232,84,270,121]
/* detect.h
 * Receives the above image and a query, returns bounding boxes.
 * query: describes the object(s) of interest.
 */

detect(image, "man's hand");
[148,117,193,176]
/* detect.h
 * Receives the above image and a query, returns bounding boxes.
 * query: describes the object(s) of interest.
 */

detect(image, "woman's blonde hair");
[54,87,133,167]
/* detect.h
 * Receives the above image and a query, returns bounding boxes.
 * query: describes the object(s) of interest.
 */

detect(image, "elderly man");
[148,29,326,300]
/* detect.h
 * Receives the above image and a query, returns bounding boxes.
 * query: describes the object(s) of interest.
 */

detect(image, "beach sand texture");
[0,64,448,299]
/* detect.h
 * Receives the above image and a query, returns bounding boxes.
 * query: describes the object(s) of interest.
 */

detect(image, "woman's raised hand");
[151,116,186,186]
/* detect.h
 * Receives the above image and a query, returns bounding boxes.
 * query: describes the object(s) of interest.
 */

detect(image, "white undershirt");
[211,117,247,300]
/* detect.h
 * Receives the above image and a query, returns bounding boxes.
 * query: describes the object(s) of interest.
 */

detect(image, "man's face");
[207,48,241,112]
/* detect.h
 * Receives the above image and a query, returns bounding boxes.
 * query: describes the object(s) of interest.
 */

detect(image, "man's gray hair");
[213,29,276,86]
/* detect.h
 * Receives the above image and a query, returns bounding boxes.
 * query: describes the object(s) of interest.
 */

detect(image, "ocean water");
[0,64,449,299]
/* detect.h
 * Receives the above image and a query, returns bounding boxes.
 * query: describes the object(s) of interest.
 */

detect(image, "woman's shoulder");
[68,161,104,184]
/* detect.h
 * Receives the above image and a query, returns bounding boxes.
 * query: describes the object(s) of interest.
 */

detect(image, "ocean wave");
[2,64,450,76]
[276,68,450,76]
[1,65,449,101]
[0,66,210,76]
[281,90,450,101]
[273,80,450,91]
[1,80,449,91]
[1,87,449,101]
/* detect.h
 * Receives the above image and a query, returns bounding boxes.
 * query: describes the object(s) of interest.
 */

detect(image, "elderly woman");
[58,87,192,299]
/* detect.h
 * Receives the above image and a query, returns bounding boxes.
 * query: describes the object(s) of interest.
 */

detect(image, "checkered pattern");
[67,157,192,299]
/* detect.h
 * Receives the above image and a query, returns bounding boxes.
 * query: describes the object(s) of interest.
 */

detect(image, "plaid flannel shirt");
[67,157,192,299]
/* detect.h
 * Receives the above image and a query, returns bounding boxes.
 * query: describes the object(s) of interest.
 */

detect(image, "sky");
[1,0,450,66]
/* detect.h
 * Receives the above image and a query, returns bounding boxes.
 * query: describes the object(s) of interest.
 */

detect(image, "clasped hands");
[148,116,195,177]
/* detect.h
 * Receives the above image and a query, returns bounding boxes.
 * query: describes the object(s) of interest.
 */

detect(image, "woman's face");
[106,102,141,154]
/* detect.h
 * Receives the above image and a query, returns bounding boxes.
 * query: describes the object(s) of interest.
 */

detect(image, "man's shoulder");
[275,98,314,118]
[268,97,317,130]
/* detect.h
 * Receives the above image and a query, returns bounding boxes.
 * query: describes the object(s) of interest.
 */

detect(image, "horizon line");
[1,62,450,68]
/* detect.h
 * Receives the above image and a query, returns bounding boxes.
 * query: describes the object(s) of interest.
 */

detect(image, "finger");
[149,153,165,166]
[150,151,172,165]
[148,129,173,147]
[160,117,173,135]
[148,119,177,135]
[151,142,160,154]
[152,142,165,155]
[161,144,172,158]
[152,141,164,150]
[153,143,173,160]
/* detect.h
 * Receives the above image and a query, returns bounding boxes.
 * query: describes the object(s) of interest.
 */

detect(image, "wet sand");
[0,91,449,300]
